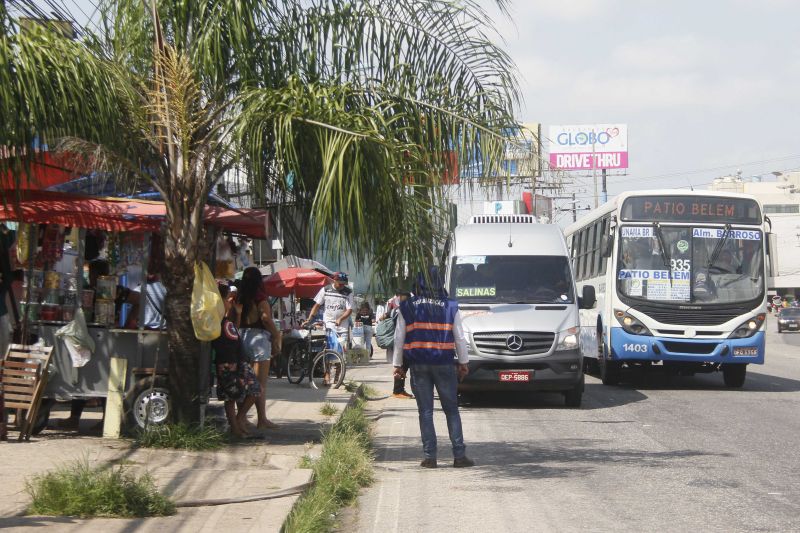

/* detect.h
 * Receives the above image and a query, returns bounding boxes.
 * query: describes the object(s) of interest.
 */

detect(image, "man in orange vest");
[393,268,474,468]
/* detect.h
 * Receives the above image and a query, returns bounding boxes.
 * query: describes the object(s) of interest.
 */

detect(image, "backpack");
[375,313,397,349]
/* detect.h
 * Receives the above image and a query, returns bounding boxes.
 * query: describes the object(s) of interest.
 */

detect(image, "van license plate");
[499,371,530,382]
[733,347,758,356]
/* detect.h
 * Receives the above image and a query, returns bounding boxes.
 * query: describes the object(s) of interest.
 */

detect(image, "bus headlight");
[556,327,579,351]
[729,313,766,339]
[614,309,653,336]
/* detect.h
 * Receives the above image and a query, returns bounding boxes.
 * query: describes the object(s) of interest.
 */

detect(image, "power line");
[611,154,800,185]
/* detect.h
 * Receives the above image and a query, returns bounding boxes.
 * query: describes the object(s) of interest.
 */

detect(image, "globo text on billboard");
[548,124,628,170]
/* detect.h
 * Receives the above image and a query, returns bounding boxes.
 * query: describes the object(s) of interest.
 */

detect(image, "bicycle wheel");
[286,344,308,384]
[310,350,347,389]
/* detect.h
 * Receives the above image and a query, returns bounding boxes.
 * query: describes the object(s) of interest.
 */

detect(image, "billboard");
[548,124,628,170]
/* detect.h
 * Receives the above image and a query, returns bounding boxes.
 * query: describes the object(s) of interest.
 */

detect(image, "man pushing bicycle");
[303,272,353,384]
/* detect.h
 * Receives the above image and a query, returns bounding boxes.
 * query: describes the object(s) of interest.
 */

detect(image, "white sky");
[479,0,800,212]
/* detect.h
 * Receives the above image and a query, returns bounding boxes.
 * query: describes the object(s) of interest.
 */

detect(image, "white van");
[443,214,596,407]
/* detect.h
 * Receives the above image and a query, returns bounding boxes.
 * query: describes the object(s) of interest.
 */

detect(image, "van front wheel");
[564,375,584,408]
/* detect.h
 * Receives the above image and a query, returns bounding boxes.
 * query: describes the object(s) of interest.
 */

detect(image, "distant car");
[777,308,800,333]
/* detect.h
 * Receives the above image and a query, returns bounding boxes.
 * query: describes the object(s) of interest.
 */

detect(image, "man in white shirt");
[130,274,166,329]
[304,272,353,347]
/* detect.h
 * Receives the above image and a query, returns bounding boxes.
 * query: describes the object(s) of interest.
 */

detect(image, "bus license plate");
[733,347,758,356]
[499,371,530,382]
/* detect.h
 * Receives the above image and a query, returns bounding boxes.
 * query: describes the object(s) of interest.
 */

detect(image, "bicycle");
[285,323,347,389]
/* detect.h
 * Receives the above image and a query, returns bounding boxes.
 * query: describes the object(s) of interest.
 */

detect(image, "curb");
[278,382,370,532]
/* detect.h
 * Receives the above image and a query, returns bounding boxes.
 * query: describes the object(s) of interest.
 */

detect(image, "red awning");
[0,189,164,232]
[263,267,331,298]
[203,205,269,239]
[0,189,270,238]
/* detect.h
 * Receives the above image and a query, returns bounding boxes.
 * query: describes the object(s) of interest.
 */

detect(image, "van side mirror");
[579,285,596,309]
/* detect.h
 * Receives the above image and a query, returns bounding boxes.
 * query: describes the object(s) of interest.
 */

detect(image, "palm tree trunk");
[161,200,204,425]
[162,253,201,425]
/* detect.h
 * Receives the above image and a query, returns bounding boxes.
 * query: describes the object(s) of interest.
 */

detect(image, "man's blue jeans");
[409,363,466,460]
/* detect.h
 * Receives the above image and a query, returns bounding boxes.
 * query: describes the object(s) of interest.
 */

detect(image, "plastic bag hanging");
[190,261,224,341]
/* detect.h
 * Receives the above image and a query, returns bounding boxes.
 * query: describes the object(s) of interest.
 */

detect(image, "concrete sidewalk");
[0,356,396,532]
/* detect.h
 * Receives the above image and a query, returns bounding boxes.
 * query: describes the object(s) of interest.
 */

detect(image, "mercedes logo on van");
[506,335,524,351]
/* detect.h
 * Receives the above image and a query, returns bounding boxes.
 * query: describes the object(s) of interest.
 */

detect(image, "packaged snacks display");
[43,288,62,305]
[62,275,78,291]
[25,302,40,321]
[41,224,65,264]
[81,288,95,308]
[44,271,61,289]
[95,299,115,325]
[41,304,61,322]
[96,276,117,301]
[25,269,44,288]
[63,290,78,307]
[61,306,75,322]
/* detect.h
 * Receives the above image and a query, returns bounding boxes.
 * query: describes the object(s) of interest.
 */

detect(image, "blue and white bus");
[565,190,774,387]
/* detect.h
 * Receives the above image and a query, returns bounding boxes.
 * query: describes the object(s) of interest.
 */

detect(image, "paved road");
[354,325,800,533]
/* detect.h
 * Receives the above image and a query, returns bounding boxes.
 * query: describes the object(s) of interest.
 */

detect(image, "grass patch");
[343,380,359,393]
[283,398,373,533]
[135,423,226,451]
[298,455,315,469]
[26,460,175,518]
[362,384,379,398]
[320,402,339,417]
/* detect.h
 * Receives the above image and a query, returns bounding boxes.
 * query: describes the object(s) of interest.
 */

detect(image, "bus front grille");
[661,341,718,355]
[636,307,741,326]
[473,331,555,356]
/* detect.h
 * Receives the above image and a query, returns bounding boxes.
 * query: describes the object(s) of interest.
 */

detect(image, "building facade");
[710,171,800,296]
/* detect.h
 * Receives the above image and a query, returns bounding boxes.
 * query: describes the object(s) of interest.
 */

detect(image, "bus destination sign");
[621,195,761,224]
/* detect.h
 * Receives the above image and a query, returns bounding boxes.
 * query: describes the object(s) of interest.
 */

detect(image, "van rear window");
[451,255,574,304]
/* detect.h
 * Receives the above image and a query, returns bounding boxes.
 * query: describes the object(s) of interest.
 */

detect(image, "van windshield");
[450,255,574,304]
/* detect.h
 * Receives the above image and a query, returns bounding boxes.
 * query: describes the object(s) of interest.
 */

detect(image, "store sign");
[621,195,762,224]
[548,124,628,170]
[483,201,525,215]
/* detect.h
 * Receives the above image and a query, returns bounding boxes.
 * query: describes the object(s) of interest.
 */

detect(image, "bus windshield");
[451,255,574,304]
[617,225,764,305]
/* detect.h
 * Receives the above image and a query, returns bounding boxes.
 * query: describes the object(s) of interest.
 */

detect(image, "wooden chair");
[1,344,54,441]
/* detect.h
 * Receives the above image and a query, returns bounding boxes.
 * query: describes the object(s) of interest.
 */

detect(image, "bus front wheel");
[598,333,621,386]
[722,364,747,388]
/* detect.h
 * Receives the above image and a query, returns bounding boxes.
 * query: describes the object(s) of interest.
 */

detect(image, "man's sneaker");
[393,391,414,399]
[420,458,438,468]
[453,457,475,468]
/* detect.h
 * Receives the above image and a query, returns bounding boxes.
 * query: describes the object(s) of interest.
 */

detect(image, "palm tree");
[0,0,518,423]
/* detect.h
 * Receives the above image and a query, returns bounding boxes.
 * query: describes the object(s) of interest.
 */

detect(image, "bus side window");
[598,217,609,275]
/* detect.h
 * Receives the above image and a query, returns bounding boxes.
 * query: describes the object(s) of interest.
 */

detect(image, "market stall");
[0,189,269,433]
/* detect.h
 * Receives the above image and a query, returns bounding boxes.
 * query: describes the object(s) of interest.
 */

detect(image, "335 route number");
[623,343,648,353]
[670,259,691,272]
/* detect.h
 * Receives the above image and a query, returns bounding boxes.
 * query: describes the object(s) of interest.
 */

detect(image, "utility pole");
[551,194,588,223]
[572,192,577,222]
[601,168,608,204]
[592,142,598,208]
